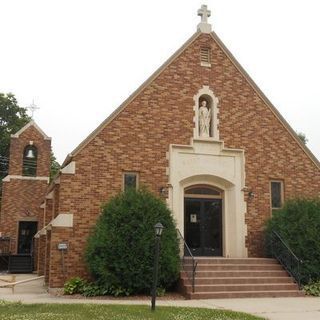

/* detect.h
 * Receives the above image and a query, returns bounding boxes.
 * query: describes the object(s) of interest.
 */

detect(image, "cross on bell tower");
[197,4,212,34]
[27,100,40,118]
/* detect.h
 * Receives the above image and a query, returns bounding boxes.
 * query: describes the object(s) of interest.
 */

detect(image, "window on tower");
[22,145,38,177]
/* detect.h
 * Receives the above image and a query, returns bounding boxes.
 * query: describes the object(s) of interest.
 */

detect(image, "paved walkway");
[1,274,320,320]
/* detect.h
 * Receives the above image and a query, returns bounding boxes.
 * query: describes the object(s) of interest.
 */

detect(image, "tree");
[0,93,31,191]
[0,93,31,159]
[50,153,61,181]
[296,131,308,145]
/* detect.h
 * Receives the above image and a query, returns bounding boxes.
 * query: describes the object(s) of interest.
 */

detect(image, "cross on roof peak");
[197,5,212,34]
[198,5,211,24]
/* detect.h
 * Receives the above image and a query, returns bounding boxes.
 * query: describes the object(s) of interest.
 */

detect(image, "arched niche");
[193,86,219,140]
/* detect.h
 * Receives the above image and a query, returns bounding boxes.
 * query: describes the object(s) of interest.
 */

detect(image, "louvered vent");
[200,47,211,67]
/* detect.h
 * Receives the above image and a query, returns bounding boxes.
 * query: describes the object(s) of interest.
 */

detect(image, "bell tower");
[0,120,51,266]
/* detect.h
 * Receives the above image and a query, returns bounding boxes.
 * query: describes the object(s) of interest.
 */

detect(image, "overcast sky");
[1,0,319,164]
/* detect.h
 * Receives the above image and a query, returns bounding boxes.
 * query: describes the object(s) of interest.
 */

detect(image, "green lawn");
[0,301,264,320]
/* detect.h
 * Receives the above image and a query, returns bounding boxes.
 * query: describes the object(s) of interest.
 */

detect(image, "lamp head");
[154,222,164,237]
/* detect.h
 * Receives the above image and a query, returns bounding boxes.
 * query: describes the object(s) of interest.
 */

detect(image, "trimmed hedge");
[265,198,320,284]
[85,188,180,295]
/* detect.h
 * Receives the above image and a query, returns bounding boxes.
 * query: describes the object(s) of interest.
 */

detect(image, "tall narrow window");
[123,172,139,191]
[22,145,37,177]
[200,47,211,67]
[270,181,284,209]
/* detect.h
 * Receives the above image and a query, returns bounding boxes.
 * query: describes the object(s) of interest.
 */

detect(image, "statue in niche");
[199,99,211,137]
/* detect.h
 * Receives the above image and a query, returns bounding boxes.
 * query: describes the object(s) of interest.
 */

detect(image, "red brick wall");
[48,227,74,288]
[44,230,51,284]
[45,33,320,286]
[37,236,46,275]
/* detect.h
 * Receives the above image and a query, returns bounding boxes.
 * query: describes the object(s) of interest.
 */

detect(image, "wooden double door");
[185,198,222,256]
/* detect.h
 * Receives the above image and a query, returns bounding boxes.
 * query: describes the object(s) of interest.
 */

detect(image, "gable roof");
[11,120,51,140]
[62,30,320,169]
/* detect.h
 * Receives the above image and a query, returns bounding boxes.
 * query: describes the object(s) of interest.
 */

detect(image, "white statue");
[199,100,211,137]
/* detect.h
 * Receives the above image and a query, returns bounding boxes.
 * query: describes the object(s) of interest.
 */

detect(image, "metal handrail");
[270,230,303,288]
[273,231,300,261]
[176,229,198,293]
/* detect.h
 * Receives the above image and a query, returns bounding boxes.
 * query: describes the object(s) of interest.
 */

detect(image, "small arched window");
[185,185,222,199]
[22,145,38,176]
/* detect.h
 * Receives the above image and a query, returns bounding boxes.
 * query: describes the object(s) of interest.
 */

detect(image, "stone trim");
[168,138,248,258]
[18,217,38,222]
[34,228,47,238]
[45,191,54,199]
[122,171,139,191]
[45,213,74,229]
[2,175,49,183]
[51,213,73,228]
[11,120,51,140]
[60,161,76,174]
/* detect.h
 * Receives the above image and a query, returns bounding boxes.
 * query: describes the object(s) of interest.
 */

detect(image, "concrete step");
[180,277,294,285]
[179,257,303,299]
[181,270,288,278]
[186,290,305,299]
[184,264,283,271]
[184,257,278,265]
[184,283,299,293]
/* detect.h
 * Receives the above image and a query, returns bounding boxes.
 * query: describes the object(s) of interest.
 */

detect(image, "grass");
[0,301,264,320]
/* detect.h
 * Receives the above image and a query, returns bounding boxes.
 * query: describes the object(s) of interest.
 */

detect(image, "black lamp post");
[151,222,164,311]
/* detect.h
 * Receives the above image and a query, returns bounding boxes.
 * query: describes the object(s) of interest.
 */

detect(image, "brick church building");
[1,6,319,293]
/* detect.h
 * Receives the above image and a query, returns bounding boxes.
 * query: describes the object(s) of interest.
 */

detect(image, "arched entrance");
[184,185,223,256]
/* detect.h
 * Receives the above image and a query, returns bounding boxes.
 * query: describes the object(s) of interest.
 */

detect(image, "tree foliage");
[296,131,308,145]
[0,93,31,159]
[50,152,61,181]
[265,198,320,284]
[85,188,180,295]
[0,93,31,200]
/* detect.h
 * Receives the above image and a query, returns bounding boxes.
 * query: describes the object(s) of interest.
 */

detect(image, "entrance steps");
[180,257,304,299]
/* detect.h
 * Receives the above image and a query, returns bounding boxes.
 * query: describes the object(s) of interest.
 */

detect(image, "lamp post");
[151,222,164,311]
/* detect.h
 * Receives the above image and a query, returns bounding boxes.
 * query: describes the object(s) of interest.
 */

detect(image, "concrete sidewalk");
[0,274,320,320]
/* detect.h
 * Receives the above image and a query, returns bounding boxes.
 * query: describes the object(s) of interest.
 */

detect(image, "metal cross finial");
[27,99,40,118]
[198,5,211,24]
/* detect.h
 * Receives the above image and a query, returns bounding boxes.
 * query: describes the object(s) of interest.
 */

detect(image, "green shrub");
[82,282,107,297]
[63,277,87,295]
[304,281,320,296]
[265,198,320,284]
[108,285,131,297]
[85,188,180,295]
